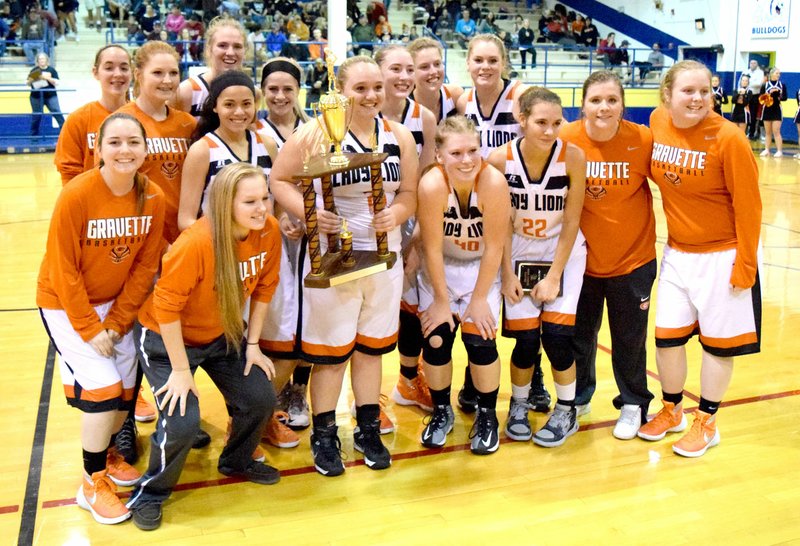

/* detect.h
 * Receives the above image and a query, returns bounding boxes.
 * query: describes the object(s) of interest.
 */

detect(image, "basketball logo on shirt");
[110,245,131,264]
[664,172,681,185]
[586,186,607,200]
[161,161,180,180]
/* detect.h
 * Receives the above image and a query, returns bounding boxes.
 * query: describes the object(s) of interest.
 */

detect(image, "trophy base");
[305,250,397,288]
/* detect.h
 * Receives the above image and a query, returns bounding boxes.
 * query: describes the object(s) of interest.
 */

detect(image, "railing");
[0,85,75,151]
[0,38,53,66]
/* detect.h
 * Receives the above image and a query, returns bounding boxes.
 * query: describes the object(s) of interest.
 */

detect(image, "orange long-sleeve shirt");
[560,119,656,277]
[649,106,761,288]
[53,101,114,185]
[116,102,196,244]
[37,168,166,341]
[138,215,281,346]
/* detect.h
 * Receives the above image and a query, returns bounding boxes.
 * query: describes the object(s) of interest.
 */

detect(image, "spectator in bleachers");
[146,20,163,41]
[570,14,584,41]
[545,14,566,43]
[305,56,327,106]
[184,13,204,59]
[477,12,498,35]
[609,39,629,68]
[27,52,64,134]
[265,21,287,58]
[140,3,160,36]
[454,9,476,49]
[632,42,664,83]
[596,32,617,67]
[409,25,419,41]
[84,0,104,32]
[580,16,598,49]
[126,14,144,45]
[274,0,298,16]
[307,27,326,60]
[374,14,391,38]
[164,5,185,40]
[281,32,308,63]
[367,1,386,26]
[518,18,536,69]
[106,0,130,28]
[219,0,241,18]
[21,7,45,64]
[54,0,78,41]
[287,13,309,41]
[351,14,375,53]
[0,13,8,57]
[247,22,267,63]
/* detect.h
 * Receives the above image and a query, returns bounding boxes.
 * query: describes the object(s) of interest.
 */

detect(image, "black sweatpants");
[572,259,656,409]
[128,324,275,506]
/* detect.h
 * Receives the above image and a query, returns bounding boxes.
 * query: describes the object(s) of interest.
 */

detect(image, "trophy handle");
[311,102,332,144]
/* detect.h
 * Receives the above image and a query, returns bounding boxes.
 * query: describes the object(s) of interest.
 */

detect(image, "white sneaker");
[576,402,591,417]
[613,404,642,440]
[759,149,770,157]
[774,151,783,158]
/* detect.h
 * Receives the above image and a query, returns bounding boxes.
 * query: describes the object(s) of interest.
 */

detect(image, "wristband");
[246,341,260,345]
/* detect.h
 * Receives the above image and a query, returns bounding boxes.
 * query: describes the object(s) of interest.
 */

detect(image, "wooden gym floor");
[1,148,799,545]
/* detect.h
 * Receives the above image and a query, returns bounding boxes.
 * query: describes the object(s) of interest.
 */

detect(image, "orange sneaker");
[225,417,268,461]
[76,470,131,524]
[350,397,395,435]
[637,400,687,441]
[672,410,720,457]
[391,372,433,412]
[262,412,300,448]
[134,388,157,423]
[106,447,141,486]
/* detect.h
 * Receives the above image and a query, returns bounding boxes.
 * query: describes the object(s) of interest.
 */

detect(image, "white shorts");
[655,246,761,356]
[417,257,502,339]
[503,233,587,337]
[83,0,100,10]
[41,301,137,412]
[259,237,302,358]
[300,255,403,364]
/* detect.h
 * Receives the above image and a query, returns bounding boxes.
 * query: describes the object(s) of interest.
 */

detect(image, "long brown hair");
[207,162,267,351]
[96,112,149,214]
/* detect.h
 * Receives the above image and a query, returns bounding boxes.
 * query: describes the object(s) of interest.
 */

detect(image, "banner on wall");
[751,0,791,38]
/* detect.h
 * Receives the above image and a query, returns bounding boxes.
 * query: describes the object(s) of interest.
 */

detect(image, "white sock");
[511,383,531,401]
[554,380,576,404]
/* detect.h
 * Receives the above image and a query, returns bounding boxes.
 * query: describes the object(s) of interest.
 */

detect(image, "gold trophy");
[311,49,354,166]
[295,49,396,288]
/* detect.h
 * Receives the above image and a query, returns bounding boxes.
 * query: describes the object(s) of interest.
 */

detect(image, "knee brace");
[542,332,575,372]
[398,308,423,357]
[510,334,541,370]
[422,322,456,366]
[465,340,499,366]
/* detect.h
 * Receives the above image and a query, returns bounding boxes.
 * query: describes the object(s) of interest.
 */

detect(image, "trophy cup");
[295,48,397,289]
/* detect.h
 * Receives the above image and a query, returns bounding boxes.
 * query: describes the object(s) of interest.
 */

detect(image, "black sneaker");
[469,407,500,455]
[192,428,211,449]
[420,404,455,448]
[457,384,478,414]
[132,500,162,531]
[310,425,345,477]
[353,420,391,470]
[219,461,280,485]
[115,416,138,465]
[532,403,578,447]
[527,365,552,413]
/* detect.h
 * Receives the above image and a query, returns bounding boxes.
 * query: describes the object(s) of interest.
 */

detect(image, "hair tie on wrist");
[247,341,260,345]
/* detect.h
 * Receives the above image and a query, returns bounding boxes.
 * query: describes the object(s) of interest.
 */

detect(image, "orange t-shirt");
[54,101,115,185]
[37,168,166,341]
[116,102,196,244]
[560,119,656,277]
[138,215,281,346]
[649,106,762,288]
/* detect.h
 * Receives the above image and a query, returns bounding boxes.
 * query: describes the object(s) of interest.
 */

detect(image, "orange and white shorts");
[259,236,302,359]
[300,255,403,365]
[502,233,587,338]
[417,256,502,338]
[655,245,761,356]
[40,301,137,412]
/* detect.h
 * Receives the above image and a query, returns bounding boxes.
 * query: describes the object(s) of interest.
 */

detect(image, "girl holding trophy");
[271,55,418,477]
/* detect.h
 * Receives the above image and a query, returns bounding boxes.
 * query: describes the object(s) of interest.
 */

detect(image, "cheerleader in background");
[759,67,787,158]
[730,74,752,134]
[711,74,728,116]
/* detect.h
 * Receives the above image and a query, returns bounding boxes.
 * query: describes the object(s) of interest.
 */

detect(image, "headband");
[261,60,302,88]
